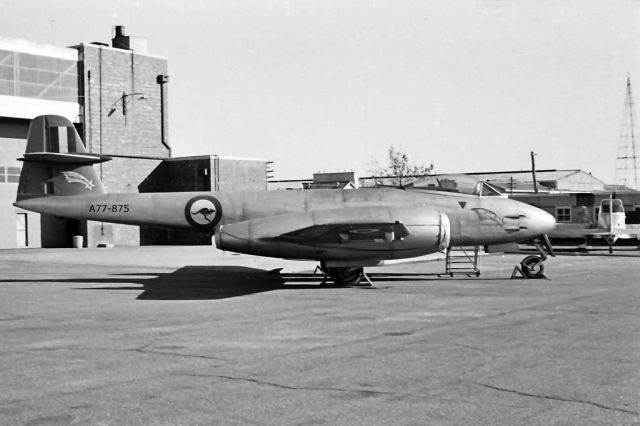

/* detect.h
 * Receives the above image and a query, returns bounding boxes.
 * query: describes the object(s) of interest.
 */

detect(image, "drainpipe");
[156,74,171,156]
[530,151,538,194]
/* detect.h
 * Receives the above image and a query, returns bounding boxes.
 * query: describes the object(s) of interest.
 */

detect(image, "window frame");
[0,165,21,184]
[556,206,572,223]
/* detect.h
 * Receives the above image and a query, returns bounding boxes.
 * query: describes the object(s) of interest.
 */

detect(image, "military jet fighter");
[14,115,556,284]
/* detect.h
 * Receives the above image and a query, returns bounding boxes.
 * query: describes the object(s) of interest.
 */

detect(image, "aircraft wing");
[552,227,616,238]
[277,222,410,244]
[552,227,640,239]
[615,224,640,239]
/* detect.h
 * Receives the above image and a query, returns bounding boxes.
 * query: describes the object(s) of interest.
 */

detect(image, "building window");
[7,167,20,183]
[0,49,78,102]
[0,166,21,184]
[556,206,571,222]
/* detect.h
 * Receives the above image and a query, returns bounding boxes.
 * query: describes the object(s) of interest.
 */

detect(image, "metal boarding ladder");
[445,246,480,277]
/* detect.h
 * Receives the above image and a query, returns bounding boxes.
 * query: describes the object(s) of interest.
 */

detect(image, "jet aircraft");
[14,115,557,284]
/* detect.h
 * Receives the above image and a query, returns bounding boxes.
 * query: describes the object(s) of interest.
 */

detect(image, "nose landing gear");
[520,254,545,279]
[515,234,555,279]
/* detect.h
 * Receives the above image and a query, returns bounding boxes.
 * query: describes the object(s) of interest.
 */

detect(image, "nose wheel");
[513,234,555,279]
[520,255,545,279]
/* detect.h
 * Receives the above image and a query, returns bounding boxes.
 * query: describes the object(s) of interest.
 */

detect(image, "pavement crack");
[452,343,489,356]
[531,308,640,318]
[476,382,639,415]
[131,347,228,363]
[182,373,396,396]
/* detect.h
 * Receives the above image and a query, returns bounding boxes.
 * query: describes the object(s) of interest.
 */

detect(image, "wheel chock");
[314,265,329,285]
[511,265,548,280]
[359,271,374,287]
[511,266,525,279]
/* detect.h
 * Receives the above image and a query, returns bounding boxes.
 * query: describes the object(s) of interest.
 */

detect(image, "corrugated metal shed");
[468,169,606,193]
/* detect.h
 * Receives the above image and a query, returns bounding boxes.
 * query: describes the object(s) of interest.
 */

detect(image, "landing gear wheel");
[604,236,615,254]
[521,255,544,279]
[327,267,363,286]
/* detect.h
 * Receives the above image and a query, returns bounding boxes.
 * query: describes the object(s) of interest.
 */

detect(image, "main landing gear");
[517,234,555,279]
[319,262,369,286]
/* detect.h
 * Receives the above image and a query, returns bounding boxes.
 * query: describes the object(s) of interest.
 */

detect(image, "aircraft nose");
[521,204,556,235]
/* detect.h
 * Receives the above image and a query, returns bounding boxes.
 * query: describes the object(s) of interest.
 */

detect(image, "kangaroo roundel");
[185,196,222,230]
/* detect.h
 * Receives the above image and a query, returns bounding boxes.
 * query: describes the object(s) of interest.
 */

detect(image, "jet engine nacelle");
[215,207,449,262]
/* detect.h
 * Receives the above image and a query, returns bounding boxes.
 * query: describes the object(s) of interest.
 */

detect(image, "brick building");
[74,28,171,246]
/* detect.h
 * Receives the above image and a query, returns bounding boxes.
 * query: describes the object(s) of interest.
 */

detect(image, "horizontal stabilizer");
[20,152,112,164]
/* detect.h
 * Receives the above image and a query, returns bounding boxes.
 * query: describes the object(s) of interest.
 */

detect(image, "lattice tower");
[615,75,640,190]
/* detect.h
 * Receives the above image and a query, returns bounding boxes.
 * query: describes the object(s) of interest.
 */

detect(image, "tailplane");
[16,115,110,201]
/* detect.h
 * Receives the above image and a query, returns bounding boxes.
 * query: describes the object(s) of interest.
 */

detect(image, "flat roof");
[0,37,77,60]
[76,42,167,60]
[166,155,267,162]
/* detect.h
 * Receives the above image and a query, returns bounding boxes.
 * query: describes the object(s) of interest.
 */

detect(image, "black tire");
[328,267,363,286]
[521,255,544,279]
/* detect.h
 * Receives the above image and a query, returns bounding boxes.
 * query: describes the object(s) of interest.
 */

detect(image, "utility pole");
[530,151,538,193]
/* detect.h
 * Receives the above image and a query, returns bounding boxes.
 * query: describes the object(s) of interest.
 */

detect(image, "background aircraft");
[15,115,556,284]
[553,196,640,253]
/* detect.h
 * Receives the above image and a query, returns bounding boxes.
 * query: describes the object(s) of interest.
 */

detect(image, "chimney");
[111,25,148,53]
[112,26,128,49]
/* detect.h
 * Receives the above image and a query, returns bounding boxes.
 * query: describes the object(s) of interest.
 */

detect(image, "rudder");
[16,115,110,200]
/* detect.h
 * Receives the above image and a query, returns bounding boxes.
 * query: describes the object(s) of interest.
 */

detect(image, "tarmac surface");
[0,246,638,425]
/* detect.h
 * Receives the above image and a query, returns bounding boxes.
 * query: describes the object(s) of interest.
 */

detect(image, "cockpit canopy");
[409,174,504,197]
[600,198,624,214]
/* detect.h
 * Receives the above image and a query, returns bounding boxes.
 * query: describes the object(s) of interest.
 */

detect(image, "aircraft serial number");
[89,204,130,213]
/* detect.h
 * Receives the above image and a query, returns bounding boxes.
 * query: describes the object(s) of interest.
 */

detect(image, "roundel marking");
[184,196,222,230]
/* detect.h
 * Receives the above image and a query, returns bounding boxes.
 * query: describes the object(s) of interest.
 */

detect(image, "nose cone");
[521,204,556,235]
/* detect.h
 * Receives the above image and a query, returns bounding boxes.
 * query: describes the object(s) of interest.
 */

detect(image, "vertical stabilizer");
[16,115,110,201]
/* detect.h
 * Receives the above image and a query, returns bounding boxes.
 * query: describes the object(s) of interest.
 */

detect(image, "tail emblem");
[61,171,95,190]
[184,196,222,230]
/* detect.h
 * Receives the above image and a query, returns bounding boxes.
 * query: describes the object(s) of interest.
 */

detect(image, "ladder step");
[445,245,480,275]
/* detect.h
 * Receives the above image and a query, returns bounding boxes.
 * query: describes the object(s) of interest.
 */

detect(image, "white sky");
[2,0,640,182]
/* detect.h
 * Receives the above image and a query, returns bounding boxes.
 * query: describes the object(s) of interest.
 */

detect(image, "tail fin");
[16,115,110,201]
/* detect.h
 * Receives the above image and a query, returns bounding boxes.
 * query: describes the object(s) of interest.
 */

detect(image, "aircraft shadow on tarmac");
[1,266,306,300]
[82,267,506,300]
[2,265,531,301]
[1,265,484,300]
[83,266,325,300]
[94,267,452,300]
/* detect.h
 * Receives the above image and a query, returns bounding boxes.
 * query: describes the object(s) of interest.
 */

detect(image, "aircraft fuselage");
[16,187,555,262]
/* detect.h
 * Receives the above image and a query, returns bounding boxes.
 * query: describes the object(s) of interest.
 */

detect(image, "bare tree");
[369,145,434,187]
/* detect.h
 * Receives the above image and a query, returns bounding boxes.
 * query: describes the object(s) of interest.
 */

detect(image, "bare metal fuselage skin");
[16,187,555,262]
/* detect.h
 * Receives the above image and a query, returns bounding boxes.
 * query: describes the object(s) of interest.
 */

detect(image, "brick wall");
[77,43,170,246]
